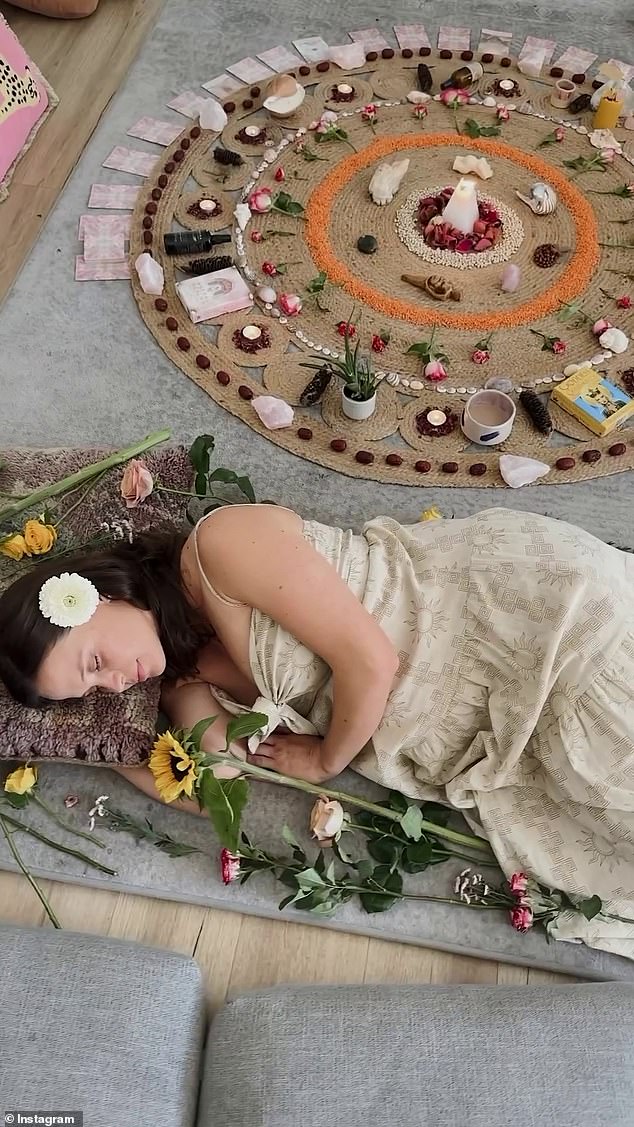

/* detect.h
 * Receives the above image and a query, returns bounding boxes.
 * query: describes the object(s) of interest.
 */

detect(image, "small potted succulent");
[301,316,380,421]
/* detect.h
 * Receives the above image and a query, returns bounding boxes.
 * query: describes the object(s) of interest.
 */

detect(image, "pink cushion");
[0,12,51,191]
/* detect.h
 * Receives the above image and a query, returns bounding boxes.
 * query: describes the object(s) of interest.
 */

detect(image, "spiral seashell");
[386,372,401,386]
[515,182,557,216]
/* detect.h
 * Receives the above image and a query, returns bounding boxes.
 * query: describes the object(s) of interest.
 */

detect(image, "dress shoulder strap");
[193,508,246,608]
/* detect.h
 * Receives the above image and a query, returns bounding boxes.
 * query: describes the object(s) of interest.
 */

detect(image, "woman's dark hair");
[0,527,211,709]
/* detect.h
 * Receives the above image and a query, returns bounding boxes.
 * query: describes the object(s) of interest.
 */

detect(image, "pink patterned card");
[88,184,140,209]
[437,26,471,51]
[258,45,303,73]
[127,116,182,145]
[83,229,126,261]
[226,57,275,83]
[393,24,431,50]
[167,91,210,118]
[349,28,390,49]
[477,29,513,57]
[607,58,634,84]
[202,73,243,98]
[554,46,597,74]
[292,36,330,63]
[102,146,156,176]
[75,256,131,281]
[79,214,131,239]
[518,36,556,64]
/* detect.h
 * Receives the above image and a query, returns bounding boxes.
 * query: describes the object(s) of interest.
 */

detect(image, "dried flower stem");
[0,813,62,928]
[0,431,170,524]
[0,808,117,874]
[207,753,494,853]
[31,794,106,849]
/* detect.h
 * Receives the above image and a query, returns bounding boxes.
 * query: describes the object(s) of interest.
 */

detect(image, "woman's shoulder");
[193,502,303,546]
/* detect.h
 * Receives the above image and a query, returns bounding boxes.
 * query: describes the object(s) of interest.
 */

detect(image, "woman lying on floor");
[0,503,633,957]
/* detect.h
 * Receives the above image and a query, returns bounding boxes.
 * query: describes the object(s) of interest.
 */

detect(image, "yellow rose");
[4,764,38,795]
[23,519,57,556]
[419,506,443,522]
[0,533,30,560]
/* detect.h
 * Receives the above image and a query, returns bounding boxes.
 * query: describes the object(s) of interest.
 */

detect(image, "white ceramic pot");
[341,387,377,421]
[461,389,516,445]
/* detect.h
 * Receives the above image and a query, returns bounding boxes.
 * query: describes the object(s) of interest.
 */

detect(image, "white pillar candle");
[242,325,262,341]
[427,409,447,426]
[441,178,480,235]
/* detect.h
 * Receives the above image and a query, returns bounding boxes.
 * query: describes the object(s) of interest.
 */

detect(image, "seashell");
[329,42,366,69]
[515,182,557,215]
[499,454,550,489]
[369,158,410,205]
[483,96,497,108]
[407,90,432,105]
[564,362,585,376]
[590,351,612,365]
[516,100,534,115]
[452,154,493,180]
[588,128,622,153]
[234,203,251,231]
[410,380,424,390]
[263,74,306,119]
[401,379,410,388]
[485,377,514,393]
[599,328,629,354]
[256,285,277,304]
[386,372,400,386]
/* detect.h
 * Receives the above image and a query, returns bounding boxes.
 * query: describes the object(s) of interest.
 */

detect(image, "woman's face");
[36,600,166,701]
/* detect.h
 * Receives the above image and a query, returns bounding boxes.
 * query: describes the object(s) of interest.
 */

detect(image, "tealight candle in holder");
[241,325,262,341]
[244,125,262,138]
[337,83,353,95]
[198,199,218,213]
[427,409,447,427]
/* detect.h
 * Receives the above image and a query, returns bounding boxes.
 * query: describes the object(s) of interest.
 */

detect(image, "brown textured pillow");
[0,445,192,764]
[6,1,99,16]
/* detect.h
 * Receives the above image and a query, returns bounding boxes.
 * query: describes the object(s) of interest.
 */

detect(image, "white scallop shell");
[386,372,401,386]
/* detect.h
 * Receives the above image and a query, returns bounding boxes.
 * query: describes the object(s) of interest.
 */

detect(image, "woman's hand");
[248,733,330,784]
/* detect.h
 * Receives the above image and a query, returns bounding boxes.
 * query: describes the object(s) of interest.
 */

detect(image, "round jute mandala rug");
[129,48,634,488]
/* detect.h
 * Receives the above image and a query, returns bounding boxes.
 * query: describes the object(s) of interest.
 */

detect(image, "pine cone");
[533,243,560,268]
[213,146,243,167]
[519,389,552,434]
[621,368,634,396]
[184,255,233,275]
[299,366,333,407]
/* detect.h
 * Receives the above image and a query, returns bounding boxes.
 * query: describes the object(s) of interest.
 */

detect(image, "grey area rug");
[1,0,634,976]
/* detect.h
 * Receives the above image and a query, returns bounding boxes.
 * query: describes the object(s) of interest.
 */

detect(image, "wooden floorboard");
[0,0,164,305]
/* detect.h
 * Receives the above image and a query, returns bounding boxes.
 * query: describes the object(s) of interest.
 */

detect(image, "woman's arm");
[196,506,399,780]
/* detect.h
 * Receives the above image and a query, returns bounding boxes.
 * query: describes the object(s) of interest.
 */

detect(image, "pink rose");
[440,88,469,106]
[471,349,490,365]
[509,871,528,895]
[617,294,632,309]
[602,148,616,164]
[552,340,567,355]
[592,317,612,335]
[424,360,447,382]
[555,126,566,142]
[510,904,534,932]
[310,795,345,845]
[497,106,510,121]
[220,848,241,884]
[278,292,302,316]
[247,187,273,214]
[120,459,153,509]
[413,104,428,119]
[362,103,377,115]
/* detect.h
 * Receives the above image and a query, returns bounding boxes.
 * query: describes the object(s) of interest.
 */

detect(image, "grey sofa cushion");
[0,923,205,1127]
[198,982,634,1127]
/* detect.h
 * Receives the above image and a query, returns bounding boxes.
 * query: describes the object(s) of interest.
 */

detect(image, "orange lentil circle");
[304,133,600,331]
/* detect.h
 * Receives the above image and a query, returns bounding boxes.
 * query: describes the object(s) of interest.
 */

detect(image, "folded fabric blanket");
[0,445,192,764]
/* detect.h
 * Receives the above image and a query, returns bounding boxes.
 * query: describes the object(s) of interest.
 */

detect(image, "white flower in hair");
[38,572,100,629]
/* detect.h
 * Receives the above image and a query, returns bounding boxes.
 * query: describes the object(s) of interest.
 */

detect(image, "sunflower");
[149,731,199,803]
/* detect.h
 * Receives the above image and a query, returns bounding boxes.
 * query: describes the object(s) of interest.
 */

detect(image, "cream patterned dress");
[212,507,634,959]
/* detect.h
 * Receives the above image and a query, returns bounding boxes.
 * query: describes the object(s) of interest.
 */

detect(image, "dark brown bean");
[154,298,168,312]
[151,188,162,201]
[190,126,201,139]
[242,99,253,110]
[481,53,494,63]
[238,384,254,400]
[299,66,310,76]
[158,174,168,187]
[250,86,261,97]
[223,101,236,113]
[145,202,157,215]
[297,427,313,440]
[439,49,452,60]
[401,48,413,59]
[385,453,403,466]
[555,456,575,470]
[582,449,601,463]
[165,317,178,331]
[381,48,394,59]
[196,354,210,369]
[419,47,431,57]
[469,462,487,476]
[415,459,431,473]
[592,79,602,90]
[572,73,586,85]
[143,231,153,245]
[316,61,330,73]
[181,137,190,150]
[461,50,474,61]
[142,216,153,230]
[330,438,347,452]
[355,450,374,465]
[608,442,626,456]
[177,336,190,351]
[550,66,564,78]
[217,370,231,386]
[442,461,459,474]
[501,57,512,67]
[366,51,378,62]
[173,149,185,163]
[164,161,175,173]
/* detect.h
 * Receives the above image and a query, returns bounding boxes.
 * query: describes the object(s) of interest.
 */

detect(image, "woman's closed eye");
[93,655,102,673]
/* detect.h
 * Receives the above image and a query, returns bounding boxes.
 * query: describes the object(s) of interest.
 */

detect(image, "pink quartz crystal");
[500,264,521,293]
[135,253,164,295]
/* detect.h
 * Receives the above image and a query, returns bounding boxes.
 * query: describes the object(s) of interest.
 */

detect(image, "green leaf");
[406,342,432,359]
[236,475,256,503]
[388,790,408,814]
[306,271,327,294]
[3,792,29,810]
[278,867,300,891]
[188,715,217,750]
[359,891,398,914]
[189,434,215,482]
[279,892,299,910]
[296,867,326,891]
[578,895,603,921]
[462,118,501,139]
[400,804,424,842]
[401,840,434,874]
[355,859,374,881]
[314,850,326,877]
[209,467,239,486]
[372,865,403,896]
[367,837,401,865]
[198,772,248,852]
[421,802,451,827]
[225,711,268,745]
[281,824,302,850]
[333,839,357,865]
[325,859,336,883]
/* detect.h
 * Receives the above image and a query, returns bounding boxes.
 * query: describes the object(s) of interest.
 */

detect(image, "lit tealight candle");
[241,324,262,341]
[199,199,217,213]
[499,79,515,92]
[427,409,447,427]
[244,125,262,138]
[337,83,353,94]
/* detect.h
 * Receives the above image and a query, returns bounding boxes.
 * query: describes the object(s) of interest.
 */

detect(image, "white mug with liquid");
[461,389,516,445]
